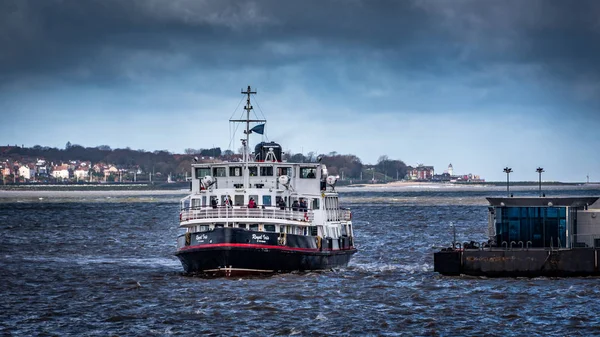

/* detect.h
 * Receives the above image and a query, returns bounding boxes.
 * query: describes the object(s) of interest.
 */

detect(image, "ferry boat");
[175,86,357,276]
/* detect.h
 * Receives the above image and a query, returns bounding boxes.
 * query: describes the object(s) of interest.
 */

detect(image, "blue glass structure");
[487,197,598,249]
[495,206,566,248]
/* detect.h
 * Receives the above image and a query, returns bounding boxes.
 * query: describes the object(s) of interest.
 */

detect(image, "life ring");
[304,212,309,221]
[185,232,191,246]
[316,236,322,250]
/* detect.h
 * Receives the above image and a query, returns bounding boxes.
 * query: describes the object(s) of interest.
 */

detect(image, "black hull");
[175,228,356,276]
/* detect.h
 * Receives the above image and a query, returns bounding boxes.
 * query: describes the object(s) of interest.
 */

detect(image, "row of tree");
[3,143,408,181]
[283,152,407,181]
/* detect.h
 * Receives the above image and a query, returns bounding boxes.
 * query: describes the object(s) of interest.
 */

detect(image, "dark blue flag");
[250,124,265,135]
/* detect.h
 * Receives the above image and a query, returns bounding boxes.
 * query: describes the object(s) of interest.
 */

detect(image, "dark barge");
[434,196,600,277]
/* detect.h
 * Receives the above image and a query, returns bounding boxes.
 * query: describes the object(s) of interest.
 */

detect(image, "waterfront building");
[36,159,49,177]
[18,165,35,181]
[74,167,89,180]
[52,165,70,180]
[435,196,600,276]
[487,197,600,248]
[406,164,435,180]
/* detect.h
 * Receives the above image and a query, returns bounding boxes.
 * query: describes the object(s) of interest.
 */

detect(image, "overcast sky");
[1,0,599,181]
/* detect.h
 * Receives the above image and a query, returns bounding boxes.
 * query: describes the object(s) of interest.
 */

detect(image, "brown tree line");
[3,144,407,181]
[284,152,408,181]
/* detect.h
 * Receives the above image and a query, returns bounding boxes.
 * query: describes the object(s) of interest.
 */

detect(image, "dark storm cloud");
[1,0,599,104]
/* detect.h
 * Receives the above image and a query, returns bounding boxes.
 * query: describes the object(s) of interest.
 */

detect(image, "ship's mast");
[242,86,256,162]
[229,85,266,188]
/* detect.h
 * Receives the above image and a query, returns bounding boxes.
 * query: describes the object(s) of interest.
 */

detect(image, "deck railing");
[180,206,315,223]
[340,209,352,221]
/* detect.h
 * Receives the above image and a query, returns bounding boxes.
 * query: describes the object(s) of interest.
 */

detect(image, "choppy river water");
[2,186,600,336]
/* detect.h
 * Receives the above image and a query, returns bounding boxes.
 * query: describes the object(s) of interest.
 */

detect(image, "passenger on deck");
[278,199,286,210]
[224,195,232,208]
[300,199,308,212]
[292,200,299,211]
[211,198,218,209]
[248,198,256,208]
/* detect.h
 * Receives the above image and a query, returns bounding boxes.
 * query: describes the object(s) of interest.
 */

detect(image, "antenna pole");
[242,85,257,156]
[241,85,256,187]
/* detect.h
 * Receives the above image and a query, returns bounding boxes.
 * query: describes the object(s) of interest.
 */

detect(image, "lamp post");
[450,222,456,248]
[503,167,513,197]
[536,167,544,197]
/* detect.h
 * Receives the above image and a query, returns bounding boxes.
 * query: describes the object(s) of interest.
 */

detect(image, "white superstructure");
[177,86,354,250]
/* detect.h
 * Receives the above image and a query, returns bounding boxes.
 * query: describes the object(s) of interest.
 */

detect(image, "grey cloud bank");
[1,0,599,181]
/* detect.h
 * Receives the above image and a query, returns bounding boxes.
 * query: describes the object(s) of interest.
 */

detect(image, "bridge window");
[249,166,258,176]
[260,167,273,176]
[300,167,316,179]
[249,224,259,231]
[195,167,210,179]
[264,224,275,232]
[213,167,226,177]
[277,167,292,177]
[229,167,242,176]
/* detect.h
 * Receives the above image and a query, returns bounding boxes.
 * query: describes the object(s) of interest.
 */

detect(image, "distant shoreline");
[0,180,597,193]
[0,181,191,191]
[347,180,596,188]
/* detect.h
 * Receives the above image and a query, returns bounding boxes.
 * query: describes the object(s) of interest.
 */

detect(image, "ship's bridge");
[190,161,323,195]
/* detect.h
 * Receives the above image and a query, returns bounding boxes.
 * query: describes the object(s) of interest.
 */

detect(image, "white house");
[36,159,49,176]
[52,165,70,180]
[103,165,119,180]
[18,165,35,180]
[74,167,89,180]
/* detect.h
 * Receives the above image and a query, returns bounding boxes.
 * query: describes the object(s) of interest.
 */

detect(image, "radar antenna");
[264,147,277,162]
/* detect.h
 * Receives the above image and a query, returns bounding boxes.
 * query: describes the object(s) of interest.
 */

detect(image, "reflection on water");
[1,186,600,336]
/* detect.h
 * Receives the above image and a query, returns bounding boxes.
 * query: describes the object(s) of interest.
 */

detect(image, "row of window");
[191,223,352,237]
[193,223,309,235]
[189,195,320,209]
[195,166,317,179]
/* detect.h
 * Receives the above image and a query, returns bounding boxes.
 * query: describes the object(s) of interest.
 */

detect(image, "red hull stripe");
[178,243,354,253]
